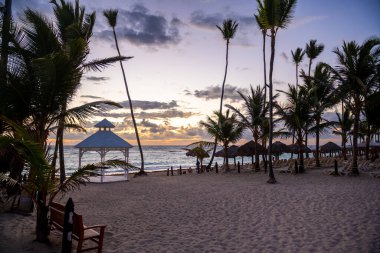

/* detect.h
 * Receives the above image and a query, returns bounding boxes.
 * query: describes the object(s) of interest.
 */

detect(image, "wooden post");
[334,159,339,176]
[294,160,298,174]
[237,161,241,173]
[167,168,169,176]
[215,162,219,174]
[171,166,174,176]
[62,198,74,253]
[179,165,182,175]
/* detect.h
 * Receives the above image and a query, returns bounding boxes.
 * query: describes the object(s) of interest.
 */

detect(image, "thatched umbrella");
[185,147,209,167]
[287,144,311,154]
[215,145,239,165]
[320,141,341,157]
[272,141,290,160]
[237,140,266,164]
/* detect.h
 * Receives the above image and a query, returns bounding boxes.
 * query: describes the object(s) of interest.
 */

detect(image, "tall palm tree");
[207,19,239,169]
[255,0,297,183]
[332,108,353,160]
[330,38,380,174]
[276,85,312,173]
[201,110,243,171]
[103,9,146,175]
[305,39,324,77]
[304,39,324,157]
[303,63,337,167]
[226,85,267,171]
[291,47,305,86]
[254,15,268,105]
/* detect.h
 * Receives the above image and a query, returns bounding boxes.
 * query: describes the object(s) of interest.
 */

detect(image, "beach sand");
[1,169,379,253]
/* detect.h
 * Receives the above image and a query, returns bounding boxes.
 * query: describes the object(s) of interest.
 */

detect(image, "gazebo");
[75,119,133,182]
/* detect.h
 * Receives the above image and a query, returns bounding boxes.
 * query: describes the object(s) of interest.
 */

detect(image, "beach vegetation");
[226,85,267,171]
[326,38,380,174]
[201,110,244,171]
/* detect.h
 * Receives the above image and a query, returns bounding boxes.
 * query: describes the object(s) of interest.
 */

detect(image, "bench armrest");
[83,224,106,230]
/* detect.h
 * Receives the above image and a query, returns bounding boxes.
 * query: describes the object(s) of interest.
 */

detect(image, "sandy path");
[1,169,379,252]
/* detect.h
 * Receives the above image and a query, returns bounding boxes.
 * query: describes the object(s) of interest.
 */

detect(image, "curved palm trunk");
[111,28,145,175]
[57,104,66,183]
[304,59,313,159]
[267,30,276,184]
[208,41,230,168]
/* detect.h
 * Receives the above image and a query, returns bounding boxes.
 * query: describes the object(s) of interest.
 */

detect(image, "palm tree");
[207,19,239,169]
[201,110,243,171]
[226,85,267,171]
[305,39,324,77]
[276,84,312,173]
[304,39,324,157]
[303,63,337,167]
[0,117,134,242]
[330,38,380,174]
[332,108,353,160]
[254,15,268,105]
[103,9,146,176]
[291,47,305,86]
[255,0,297,183]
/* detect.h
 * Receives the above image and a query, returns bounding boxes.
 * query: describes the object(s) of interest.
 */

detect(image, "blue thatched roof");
[95,118,115,128]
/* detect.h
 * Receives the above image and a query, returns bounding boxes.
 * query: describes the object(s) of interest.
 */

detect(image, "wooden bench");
[49,202,106,253]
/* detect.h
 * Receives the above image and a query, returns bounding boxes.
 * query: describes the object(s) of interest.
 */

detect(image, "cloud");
[190,10,255,30]
[290,16,328,29]
[188,84,248,102]
[140,110,195,119]
[119,100,178,110]
[97,4,182,46]
[85,76,110,82]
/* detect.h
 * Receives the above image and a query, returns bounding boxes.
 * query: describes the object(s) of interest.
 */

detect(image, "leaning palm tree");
[201,110,244,171]
[103,9,146,175]
[329,38,380,174]
[255,0,297,183]
[226,85,267,171]
[207,19,239,169]
[305,39,324,77]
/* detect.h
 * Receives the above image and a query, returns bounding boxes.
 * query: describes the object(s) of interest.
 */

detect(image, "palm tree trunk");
[208,41,230,168]
[51,133,59,180]
[298,131,305,173]
[57,106,66,184]
[365,126,371,160]
[267,30,276,184]
[0,0,11,78]
[351,110,360,175]
[315,118,321,167]
[254,133,260,171]
[36,192,49,242]
[262,31,267,105]
[224,145,229,171]
[111,28,145,175]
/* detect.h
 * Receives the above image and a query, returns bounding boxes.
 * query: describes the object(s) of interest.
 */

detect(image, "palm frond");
[82,56,132,72]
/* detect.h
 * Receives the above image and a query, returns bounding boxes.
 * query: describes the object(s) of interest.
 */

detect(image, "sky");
[12,0,380,146]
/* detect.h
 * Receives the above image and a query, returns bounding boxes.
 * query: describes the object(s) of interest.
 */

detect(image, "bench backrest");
[50,202,84,239]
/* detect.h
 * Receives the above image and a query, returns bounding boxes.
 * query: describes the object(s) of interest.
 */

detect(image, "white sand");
[1,169,379,253]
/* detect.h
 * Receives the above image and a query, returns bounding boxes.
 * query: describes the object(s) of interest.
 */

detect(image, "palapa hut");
[75,119,133,182]
[287,143,311,154]
[237,140,266,164]
[215,145,239,166]
[272,141,290,160]
[185,147,209,168]
[320,141,342,157]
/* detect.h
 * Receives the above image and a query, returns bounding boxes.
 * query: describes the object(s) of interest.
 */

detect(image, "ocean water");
[63,145,293,176]
[63,146,226,175]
